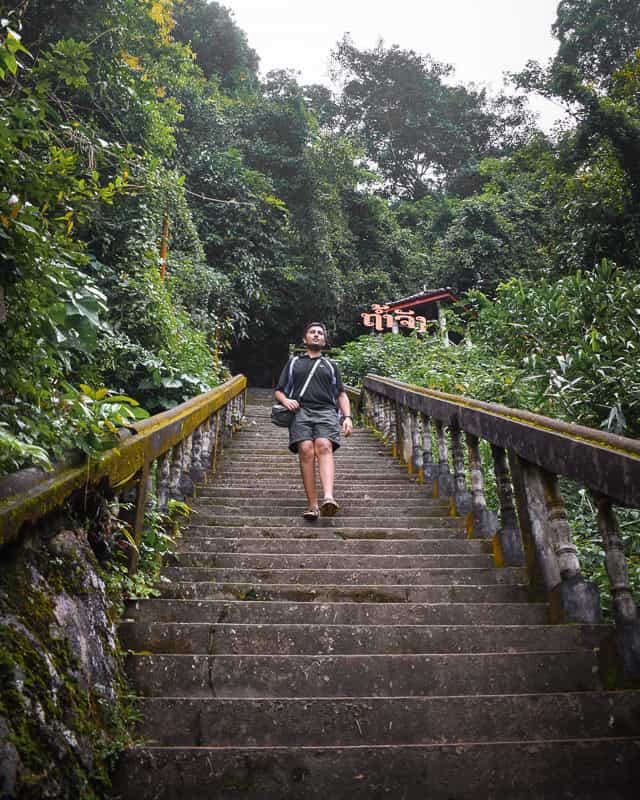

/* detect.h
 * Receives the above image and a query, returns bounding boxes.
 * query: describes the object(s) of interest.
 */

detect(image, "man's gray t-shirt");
[276,355,344,410]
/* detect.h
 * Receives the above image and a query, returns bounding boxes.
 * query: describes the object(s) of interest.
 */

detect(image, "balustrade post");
[388,400,398,458]
[128,457,150,575]
[156,451,171,513]
[511,457,561,598]
[465,434,495,538]
[362,389,371,428]
[233,394,242,429]
[382,397,392,444]
[433,421,453,498]
[168,441,184,501]
[211,411,221,475]
[421,414,435,482]
[541,471,601,623]
[366,390,375,429]
[241,388,247,420]
[398,403,413,472]
[367,390,376,429]
[593,493,640,680]
[490,445,525,566]
[200,418,212,485]
[450,426,472,516]
[411,409,423,483]
[179,433,195,496]
[190,424,205,486]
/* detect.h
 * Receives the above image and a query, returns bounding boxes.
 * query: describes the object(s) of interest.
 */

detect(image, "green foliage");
[330,36,531,199]
[564,484,640,618]
[172,0,259,88]
[334,332,529,409]
[60,384,150,458]
[0,425,52,474]
[552,0,640,88]
[466,262,640,436]
[105,499,190,602]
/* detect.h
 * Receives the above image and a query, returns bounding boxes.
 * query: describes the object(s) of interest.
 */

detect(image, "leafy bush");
[466,261,640,436]
[334,332,532,410]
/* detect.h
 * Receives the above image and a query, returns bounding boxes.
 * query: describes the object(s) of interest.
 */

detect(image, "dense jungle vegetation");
[1,0,640,476]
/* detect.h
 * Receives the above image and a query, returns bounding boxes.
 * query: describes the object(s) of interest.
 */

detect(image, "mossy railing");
[354,374,640,682]
[0,375,247,572]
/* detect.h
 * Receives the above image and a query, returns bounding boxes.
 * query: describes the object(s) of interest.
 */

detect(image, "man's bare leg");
[297,440,318,507]
[314,438,335,500]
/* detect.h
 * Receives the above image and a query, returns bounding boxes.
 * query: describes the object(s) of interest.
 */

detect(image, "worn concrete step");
[157,582,531,604]
[182,525,468,540]
[217,459,399,468]
[215,468,415,479]
[175,538,491,555]
[192,511,457,524]
[126,650,601,698]
[124,599,549,626]
[217,451,401,460]
[214,475,419,484]
[161,566,524,586]
[113,739,640,800]
[196,487,439,499]
[167,553,494,570]
[193,498,448,512]
[185,515,462,529]
[133,691,640,747]
[119,622,606,656]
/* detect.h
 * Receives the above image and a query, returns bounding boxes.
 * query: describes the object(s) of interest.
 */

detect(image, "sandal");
[302,505,320,520]
[320,497,340,517]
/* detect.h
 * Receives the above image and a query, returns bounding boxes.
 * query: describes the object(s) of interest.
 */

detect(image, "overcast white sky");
[222,0,567,129]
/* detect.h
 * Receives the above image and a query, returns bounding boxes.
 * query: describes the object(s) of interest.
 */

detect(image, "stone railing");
[0,375,247,573]
[355,374,640,682]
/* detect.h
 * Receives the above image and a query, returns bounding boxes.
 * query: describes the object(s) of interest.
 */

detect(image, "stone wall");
[0,517,126,798]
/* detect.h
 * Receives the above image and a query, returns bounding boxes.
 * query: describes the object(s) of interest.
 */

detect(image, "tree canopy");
[1,0,640,474]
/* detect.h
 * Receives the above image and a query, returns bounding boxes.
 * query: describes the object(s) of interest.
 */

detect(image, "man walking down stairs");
[115,389,640,799]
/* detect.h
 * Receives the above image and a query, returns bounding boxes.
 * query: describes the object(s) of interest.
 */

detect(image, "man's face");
[304,325,326,350]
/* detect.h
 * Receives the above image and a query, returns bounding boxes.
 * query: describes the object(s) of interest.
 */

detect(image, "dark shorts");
[289,406,341,454]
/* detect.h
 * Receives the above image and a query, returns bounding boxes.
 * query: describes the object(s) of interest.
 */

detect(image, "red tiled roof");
[384,288,456,311]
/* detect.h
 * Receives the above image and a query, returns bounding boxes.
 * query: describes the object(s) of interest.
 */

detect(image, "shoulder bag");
[271,357,323,427]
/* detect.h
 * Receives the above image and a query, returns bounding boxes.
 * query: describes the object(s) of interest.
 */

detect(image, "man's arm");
[274,358,299,411]
[274,389,299,411]
[336,391,353,437]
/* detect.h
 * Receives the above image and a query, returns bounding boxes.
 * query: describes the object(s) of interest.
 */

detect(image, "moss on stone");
[0,527,136,798]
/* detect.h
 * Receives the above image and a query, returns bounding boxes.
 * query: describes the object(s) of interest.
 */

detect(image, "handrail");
[0,375,247,556]
[365,375,640,507]
[359,374,640,682]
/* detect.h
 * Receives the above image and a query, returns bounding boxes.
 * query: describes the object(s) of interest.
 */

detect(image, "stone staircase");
[115,389,640,798]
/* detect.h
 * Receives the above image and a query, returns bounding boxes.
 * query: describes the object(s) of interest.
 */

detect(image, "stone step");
[112,739,640,800]
[119,621,606,656]
[156,582,531,604]
[133,691,639,747]
[223,456,396,462]
[160,566,525,586]
[192,499,448,512]
[125,650,601,698]
[196,487,440,499]
[215,466,414,476]
[167,553,494,570]
[217,449,400,457]
[185,515,463,529]
[124,600,549,626]
[175,538,491,555]
[213,474,418,483]
[182,525,469,539]
[194,508,454,522]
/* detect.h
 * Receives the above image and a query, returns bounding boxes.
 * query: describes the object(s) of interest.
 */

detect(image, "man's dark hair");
[302,321,329,345]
